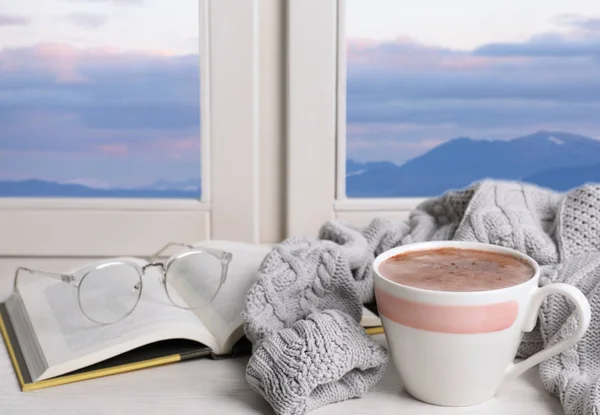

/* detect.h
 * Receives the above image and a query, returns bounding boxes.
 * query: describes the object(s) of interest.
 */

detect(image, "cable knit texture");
[242,180,600,415]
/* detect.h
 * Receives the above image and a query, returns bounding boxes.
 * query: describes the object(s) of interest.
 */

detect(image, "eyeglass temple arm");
[189,246,232,262]
[196,248,233,285]
[147,242,233,268]
[13,267,75,291]
[147,242,195,263]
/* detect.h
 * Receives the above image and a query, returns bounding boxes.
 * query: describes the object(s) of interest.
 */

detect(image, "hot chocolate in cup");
[372,241,591,407]
[378,245,534,293]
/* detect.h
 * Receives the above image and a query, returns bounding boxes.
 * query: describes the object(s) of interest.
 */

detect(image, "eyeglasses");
[13,242,232,325]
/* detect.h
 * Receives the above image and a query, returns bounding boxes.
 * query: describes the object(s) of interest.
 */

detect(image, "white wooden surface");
[0,269,563,415]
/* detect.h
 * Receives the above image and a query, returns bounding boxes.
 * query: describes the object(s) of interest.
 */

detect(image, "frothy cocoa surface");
[378,248,534,292]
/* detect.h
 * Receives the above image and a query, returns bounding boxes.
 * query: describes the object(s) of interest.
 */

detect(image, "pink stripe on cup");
[374,288,519,334]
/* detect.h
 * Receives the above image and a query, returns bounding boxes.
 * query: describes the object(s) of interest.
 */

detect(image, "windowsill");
[334,198,427,211]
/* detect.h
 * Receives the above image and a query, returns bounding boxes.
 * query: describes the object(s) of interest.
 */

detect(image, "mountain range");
[347,131,600,197]
[1,131,599,198]
[0,178,201,198]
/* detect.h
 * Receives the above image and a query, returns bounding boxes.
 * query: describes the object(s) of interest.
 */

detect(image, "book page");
[168,241,271,353]
[15,257,218,381]
[361,306,382,328]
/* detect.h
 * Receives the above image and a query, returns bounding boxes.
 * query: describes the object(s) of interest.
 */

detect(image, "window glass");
[0,0,201,198]
[346,0,600,197]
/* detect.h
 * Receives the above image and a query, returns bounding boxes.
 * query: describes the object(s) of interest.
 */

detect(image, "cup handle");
[503,283,591,382]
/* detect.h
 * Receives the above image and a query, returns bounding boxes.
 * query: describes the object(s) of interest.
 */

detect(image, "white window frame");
[0,0,261,258]
[286,0,424,236]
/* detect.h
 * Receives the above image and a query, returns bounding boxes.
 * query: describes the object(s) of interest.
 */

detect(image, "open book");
[0,240,382,391]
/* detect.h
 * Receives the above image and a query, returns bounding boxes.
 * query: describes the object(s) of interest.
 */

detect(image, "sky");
[0,0,201,188]
[2,0,600,188]
[346,0,600,164]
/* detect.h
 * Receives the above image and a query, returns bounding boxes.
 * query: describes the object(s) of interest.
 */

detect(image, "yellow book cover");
[0,301,251,392]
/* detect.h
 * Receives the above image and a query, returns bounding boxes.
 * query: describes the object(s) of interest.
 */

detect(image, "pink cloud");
[0,42,184,84]
[154,138,200,151]
[79,128,200,157]
[97,143,129,155]
[0,43,90,83]
[0,106,201,157]
[35,44,90,83]
[146,137,201,159]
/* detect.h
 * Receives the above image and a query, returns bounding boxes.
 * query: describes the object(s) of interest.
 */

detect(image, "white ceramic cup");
[372,241,591,407]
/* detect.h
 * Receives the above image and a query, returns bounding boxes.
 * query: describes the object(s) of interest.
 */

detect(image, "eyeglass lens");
[77,262,142,324]
[165,251,224,309]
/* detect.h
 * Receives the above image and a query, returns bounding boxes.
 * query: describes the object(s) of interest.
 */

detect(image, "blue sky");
[346,0,600,164]
[0,0,200,189]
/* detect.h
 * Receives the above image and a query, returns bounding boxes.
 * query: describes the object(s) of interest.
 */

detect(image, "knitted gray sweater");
[242,180,600,415]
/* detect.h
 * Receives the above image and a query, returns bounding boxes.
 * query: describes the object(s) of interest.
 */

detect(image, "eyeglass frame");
[12,242,233,325]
